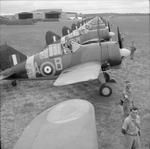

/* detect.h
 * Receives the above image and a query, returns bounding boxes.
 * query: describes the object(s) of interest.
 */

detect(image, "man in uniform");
[120,81,132,119]
[122,107,141,149]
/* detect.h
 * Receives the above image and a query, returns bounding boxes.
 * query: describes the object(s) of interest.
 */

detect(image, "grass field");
[0,15,150,149]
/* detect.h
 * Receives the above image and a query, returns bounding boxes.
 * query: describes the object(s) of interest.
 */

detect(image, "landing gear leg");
[103,72,110,82]
[11,80,17,86]
[104,72,116,83]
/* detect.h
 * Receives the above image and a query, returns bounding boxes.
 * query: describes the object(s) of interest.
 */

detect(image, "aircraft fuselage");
[6,41,121,80]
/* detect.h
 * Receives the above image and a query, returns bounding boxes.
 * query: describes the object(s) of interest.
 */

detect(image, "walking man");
[121,94,131,119]
[122,107,141,149]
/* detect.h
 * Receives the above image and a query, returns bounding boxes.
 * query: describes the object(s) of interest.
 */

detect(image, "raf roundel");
[40,62,55,76]
[44,66,52,74]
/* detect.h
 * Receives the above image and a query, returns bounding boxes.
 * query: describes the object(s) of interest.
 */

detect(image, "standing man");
[122,107,141,149]
[120,81,132,119]
[130,41,136,60]
[123,80,132,98]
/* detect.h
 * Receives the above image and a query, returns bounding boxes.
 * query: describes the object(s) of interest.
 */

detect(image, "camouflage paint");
[80,28,110,44]
[3,41,122,80]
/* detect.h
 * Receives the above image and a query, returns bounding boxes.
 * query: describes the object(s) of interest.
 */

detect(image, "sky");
[0,0,149,15]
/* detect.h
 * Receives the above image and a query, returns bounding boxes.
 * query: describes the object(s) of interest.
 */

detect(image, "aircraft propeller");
[108,21,115,38]
[117,26,131,58]
[117,26,123,49]
[108,21,111,32]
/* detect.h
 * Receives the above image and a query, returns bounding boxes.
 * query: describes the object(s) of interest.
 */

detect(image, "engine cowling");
[101,41,122,67]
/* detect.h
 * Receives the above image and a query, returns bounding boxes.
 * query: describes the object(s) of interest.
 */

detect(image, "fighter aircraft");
[62,25,114,45]
[82,16,107,30]
[0,26,131,97]
[46,19,115,46]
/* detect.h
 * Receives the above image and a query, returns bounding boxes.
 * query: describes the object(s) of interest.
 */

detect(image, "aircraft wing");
[53,61,101,86]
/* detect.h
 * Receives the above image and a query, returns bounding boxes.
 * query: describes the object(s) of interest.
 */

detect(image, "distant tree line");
[84,13,149,18]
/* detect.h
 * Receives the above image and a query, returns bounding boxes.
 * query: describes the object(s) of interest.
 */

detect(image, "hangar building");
[65,12,78,20]
[18,12,33,19]
[14,9,75,21]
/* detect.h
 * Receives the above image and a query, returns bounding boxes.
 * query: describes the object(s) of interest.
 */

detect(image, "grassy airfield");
[0,15,150,149]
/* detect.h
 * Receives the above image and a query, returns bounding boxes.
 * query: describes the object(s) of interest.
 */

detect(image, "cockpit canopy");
[39,43,62,59]
[61,41,80,54]
[39,41,80,59]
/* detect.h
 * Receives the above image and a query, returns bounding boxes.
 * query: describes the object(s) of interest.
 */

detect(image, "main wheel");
[99,84,112,97]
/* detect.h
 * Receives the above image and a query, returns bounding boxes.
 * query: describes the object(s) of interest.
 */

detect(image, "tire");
[99,84,112,97]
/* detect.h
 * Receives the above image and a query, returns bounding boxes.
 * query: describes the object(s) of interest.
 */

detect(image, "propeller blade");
[117,26,123,49]
[45,31,61,46]
[104,19,107,26]
[108,21,110,32]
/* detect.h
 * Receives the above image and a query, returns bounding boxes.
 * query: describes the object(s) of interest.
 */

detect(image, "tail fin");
[0,44,27,71]
[71,23,77,30]
[62,26,72,36]
[77,21,81,28]
[45,31,61,46]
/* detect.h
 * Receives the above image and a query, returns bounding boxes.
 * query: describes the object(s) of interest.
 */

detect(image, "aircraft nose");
[120,48,131,57]
[109,32,115,37]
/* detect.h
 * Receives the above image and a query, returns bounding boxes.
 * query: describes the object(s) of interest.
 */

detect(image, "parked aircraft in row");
[0,17,131,97]
[46,17,114,46]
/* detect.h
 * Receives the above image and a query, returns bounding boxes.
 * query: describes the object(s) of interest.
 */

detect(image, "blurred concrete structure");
[33,9,63,20]
[12,9,79,21]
